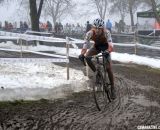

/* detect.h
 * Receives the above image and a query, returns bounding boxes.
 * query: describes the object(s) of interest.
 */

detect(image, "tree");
[128,0,134,27]
[16,0,31,25]
[44,0,75,26]
[150,0,160,23]
[29,0,44,31]
[90,0,108,19]
[109,0,128,23]
[140,0,160,23]
[110,0,138,26]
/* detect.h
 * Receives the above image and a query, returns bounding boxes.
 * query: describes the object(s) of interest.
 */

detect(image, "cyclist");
[79,18,116,100]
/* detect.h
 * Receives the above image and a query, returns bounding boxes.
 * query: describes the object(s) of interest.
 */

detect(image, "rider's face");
[94,27,103,35]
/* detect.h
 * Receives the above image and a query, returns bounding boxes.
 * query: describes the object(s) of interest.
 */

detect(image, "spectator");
[68,24,72,34]
[106,19,112,33]
[8,23,13,30]
[47,21,52,32]
[86,21,92,32]
[39,22,45,31]
[119,20,125,33]
[64,23,70,33]
[58,22,63,33]
[76,23,81,34]
[54,22,59,33]
[23,21,29,31]
[43,23,48,31]
[153,21,160,30]
[115,22,119,33]
[77,23,80,27]
[20,21,24,32]
[13,22,17,29]
[71,24,75,34]
[4,21,9,30]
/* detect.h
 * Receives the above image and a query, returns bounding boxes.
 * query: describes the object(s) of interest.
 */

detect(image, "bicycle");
[90,51,112,111]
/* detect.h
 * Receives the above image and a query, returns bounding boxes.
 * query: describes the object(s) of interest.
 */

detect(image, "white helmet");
[93,18,104,28]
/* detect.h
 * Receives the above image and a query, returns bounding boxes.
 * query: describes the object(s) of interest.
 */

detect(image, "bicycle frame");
[94,51,111,86]
[92,51,112,111]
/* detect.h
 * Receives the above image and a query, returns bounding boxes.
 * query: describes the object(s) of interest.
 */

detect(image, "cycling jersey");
[83,28,113,52]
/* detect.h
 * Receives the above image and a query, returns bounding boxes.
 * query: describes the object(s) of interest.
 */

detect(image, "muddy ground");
[0,54,160,130]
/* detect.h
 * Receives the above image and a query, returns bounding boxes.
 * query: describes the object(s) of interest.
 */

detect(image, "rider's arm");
[105,30,114,52]
[81,30,93,55]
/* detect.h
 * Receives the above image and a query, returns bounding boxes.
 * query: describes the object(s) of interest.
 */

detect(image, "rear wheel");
[93,71,109,111]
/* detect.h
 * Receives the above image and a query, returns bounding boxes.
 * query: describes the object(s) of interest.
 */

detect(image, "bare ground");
[0,55,160,130]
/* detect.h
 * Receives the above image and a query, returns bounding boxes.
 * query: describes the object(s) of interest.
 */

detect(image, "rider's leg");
[106,61,114,86]
[106,60,116,99]
[85,47,99,72]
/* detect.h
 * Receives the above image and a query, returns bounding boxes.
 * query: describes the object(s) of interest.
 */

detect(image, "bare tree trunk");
[37,0,44,19]
[120,13,125,23]
[29,0,44,32]
[29,0,39,31]
[151,0,160,23]
[102,0,107,19]
[29,0,44,45]
[93,0,108,19]
[94,0,102,19]
[45,0,74,28]
[128,0,134,30]
[52,16,56,32]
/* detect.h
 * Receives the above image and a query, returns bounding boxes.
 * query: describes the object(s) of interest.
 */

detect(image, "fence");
[1,30,160,79]
[0,30,70,80]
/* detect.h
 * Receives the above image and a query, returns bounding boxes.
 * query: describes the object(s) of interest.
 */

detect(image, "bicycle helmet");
[93,18,104,28]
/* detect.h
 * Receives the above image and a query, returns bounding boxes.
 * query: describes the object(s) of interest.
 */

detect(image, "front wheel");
[93,71,110,111]
[105,84,112,103]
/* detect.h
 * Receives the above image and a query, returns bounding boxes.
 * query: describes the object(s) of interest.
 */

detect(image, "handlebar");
[92,50,110,58]
[85,50,109,65]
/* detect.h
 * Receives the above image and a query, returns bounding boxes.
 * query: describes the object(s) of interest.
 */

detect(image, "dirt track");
[0,56,160,130]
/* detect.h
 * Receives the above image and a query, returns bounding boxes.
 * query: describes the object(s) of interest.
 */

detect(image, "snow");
[0,40,160,101]
[111,52,160,68]
[0,62,88,101]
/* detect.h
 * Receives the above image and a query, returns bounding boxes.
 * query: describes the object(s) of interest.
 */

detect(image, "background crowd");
[0,19,137,35]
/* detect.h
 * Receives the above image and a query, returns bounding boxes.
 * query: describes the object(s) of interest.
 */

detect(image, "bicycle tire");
[105,84,111,102]
[93,71,109,111]
[103,57,112,102]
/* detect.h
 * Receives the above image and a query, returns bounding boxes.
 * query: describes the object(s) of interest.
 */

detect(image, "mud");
[0,56,160,130]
